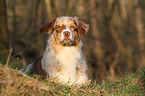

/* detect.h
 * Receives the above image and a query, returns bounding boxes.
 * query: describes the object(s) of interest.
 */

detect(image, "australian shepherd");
[23,16,89,85]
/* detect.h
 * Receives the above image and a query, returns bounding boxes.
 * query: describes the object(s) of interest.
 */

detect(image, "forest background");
[1,0,145,82]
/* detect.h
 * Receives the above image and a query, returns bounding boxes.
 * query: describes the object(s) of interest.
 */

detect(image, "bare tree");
[45,0,52,19]
[119,0,127,21]
[90,0,105,81]
[0,0,9,51]
[135,0,145,66]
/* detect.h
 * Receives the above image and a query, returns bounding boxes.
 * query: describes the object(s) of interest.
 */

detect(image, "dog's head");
[40,16,89,46]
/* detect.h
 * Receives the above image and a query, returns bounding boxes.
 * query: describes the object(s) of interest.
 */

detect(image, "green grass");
[0,61,145,96]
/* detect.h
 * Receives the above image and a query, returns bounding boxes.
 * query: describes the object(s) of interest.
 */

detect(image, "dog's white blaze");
[60,27,74,41]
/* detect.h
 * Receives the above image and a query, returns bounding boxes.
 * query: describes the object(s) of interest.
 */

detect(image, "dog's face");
[40,16,89,46]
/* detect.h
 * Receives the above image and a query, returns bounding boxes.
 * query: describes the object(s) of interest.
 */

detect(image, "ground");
[0,62,144,96]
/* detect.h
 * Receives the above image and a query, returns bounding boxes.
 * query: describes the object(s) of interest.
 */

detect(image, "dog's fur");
[27,16,89,85]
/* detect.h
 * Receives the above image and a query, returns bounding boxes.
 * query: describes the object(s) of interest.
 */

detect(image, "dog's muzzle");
[60,28,75,46]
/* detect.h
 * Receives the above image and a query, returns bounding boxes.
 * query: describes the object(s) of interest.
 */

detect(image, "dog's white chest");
[56,47,81,82]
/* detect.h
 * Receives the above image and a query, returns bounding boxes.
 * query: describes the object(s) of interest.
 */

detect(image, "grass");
[0,60,145,95]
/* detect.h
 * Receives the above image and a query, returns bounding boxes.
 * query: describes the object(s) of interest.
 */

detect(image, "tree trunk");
[54,0,60,16]
[90,0,105,81]
[119,0,127,21]
[0,0,9,51]
[45,0,52,19]
[135,0,145,66]
[77,0,85,19]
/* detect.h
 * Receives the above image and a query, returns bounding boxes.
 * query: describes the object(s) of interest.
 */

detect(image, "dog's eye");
[56,26,62,33]
[57,26,61,29]
[70,26,76,29]
[56,26,62,31]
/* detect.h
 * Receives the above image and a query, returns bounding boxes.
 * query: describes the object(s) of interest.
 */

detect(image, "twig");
[6,48,13,66]
[110,47,120,80]
[0,80,14,85]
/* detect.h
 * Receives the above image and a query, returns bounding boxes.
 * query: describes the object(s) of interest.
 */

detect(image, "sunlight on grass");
[0,63,144,95]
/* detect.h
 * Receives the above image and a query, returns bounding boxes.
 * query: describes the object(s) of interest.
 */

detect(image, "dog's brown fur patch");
[30,57,46,78]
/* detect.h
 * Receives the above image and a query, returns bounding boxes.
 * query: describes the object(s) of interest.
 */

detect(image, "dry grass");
[0,63,144,96]
[0,64,54,95]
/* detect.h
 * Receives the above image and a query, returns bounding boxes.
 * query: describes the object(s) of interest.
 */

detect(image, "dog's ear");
[74,17,89,39]
[40,17,57,34]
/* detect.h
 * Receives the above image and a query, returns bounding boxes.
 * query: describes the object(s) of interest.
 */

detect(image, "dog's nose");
[63,31,70,37]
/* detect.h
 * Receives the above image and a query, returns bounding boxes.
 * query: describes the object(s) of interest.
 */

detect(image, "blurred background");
[0,0,145,82]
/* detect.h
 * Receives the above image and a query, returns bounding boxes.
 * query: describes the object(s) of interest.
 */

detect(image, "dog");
[23,16,89,85]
